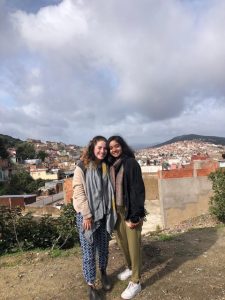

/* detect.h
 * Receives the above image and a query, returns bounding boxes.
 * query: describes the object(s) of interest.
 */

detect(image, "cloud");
[0,0,225,145]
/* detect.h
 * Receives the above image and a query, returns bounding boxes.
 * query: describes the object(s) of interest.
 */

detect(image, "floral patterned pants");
[76,213,110,284]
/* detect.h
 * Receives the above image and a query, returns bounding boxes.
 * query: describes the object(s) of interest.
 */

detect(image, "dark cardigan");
[122,157,146,223]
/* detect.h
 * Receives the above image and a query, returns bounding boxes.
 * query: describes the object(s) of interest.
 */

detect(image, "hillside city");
[2,137,225,180]
[136,139,225,171]
[1,135,225,207]
[6,138,83,179]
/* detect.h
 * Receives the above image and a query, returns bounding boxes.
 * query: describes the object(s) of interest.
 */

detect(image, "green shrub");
[34,215,59,249]
[0,206,21,253]
[208,169,225,223]
[54,203,78,249]
[0,203,78,255]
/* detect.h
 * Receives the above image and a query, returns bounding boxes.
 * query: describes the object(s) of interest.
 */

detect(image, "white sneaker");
[121,281,141,299]
[117,268,132,281]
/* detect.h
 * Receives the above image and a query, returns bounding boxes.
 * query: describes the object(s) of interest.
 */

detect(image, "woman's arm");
[73,166,92,225]
[125,158,145,223]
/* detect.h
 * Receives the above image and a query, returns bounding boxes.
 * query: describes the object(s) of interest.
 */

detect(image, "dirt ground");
[1,215,225,300]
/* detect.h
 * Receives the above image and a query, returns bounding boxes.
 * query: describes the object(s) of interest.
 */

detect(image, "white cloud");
[12,0,88,50]
[1,0,225,145]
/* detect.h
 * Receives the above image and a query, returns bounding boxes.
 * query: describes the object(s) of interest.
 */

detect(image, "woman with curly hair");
[73,136,117,300]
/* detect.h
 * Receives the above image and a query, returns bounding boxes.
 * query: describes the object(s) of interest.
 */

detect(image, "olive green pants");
[115,209,142,283]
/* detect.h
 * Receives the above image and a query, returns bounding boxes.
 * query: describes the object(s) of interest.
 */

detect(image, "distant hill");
[0,133,81,149]
[0,134,22,148]
[153,134,225,148]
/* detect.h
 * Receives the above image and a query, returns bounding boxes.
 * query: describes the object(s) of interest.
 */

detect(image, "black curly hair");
[107,135,135,164]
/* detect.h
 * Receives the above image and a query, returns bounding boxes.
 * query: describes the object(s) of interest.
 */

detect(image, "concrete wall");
[142,174,159,200]
[30,170,58,180]
[63,160,217,229]
[158,162,217,228]
[63,175,159,204]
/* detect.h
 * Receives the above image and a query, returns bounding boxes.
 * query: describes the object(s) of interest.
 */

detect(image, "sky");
[1,0,225,147]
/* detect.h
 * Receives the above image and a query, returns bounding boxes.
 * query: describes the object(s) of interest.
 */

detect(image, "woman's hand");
[83,217,93,230]
[125,219,143,229]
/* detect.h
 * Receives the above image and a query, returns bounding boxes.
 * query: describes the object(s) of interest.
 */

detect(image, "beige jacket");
[72,165,92,219]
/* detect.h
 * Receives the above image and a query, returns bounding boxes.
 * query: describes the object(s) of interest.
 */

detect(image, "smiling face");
[109,140,123,158]
[93,140,107,161]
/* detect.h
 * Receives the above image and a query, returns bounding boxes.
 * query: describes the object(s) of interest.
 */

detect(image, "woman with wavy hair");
[73,136,117,300]
[107,135,145,300]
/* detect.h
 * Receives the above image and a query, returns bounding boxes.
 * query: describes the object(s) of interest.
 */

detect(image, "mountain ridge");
[152,134,225,148]
[1,133,225,150]
[0,133,23,148]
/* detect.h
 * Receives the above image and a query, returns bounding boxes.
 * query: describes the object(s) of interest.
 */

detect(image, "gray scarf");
[84,161,117,243]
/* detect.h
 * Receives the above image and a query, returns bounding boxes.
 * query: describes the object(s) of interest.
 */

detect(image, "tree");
[9,171,34,194]
[0,169,46,196]
[208,169,225,222]
[16,142,36,161]
[162,161,170,170]
[36,150,48,162]
[0,138,9,159]
[3,171,44,195]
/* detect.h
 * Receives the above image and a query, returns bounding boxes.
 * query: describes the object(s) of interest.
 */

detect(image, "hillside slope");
[0,133,22,148]
[153,134,225,148]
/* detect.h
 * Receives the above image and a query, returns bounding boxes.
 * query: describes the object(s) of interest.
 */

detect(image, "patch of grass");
[49,246,81,258]
[0,246,81,268]
[0,250,24,258]
[0,255,24,268]
[49,248,62,258]
[215,223,225,229]
[0,259,22,268]
[157,233,176,241]
[0,248,47,267]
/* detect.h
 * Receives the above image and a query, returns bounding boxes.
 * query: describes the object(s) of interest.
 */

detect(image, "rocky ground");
[0,213,225,300]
